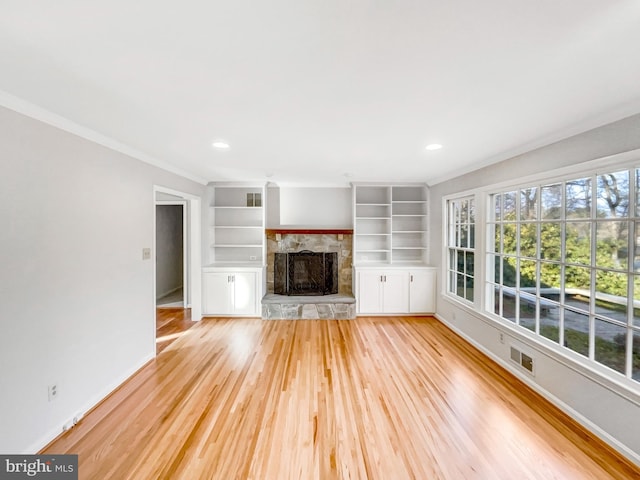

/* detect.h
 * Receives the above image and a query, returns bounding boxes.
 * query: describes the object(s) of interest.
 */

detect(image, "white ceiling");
[2,1,640,186]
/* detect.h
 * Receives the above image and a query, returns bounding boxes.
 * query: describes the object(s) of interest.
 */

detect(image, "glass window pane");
[493,255,501,283]
[456,273,465,298]
[464,275,474,302]
[563,308,590,357]
[595,270,628,321]
[596,220,628,271]
[520,188,538,221]
[465,252,474,277]
[518,292,536,332]
[633,330,640,381]
[460,224,469,248]
[541,183,562,220]
[594,318,626,375]
[564,265,591,313]
[633,275,640,328]
[504,191,517,220]
[469,200,475,223]
[635,221,640,272]
[540,222,561,261]
[597,170,629,219]
[540,301,560,343]
[494,225,501,253]
[519,223,538,258]
[519,259,537,290]
[565,222,591,265]
[566,177,591,219]
[636,169,640,217]
[460,199,468,223]
[491,284,501,316]
[502,287,516,322]
[469,224,475,249]
[503,223,517,255]
[456,250,464,274]
[494,194,501,222]
[503,257,517,287]
[450,271,457,295]
[540,262,561,300]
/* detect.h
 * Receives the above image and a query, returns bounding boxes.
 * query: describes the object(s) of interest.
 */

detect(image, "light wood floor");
[42,315,640,479]
[155,307,197,354]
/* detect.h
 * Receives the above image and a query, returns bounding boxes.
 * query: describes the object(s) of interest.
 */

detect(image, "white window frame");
[444,194,477,306]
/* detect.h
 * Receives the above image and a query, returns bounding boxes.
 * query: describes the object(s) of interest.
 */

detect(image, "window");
[487,168,640,381]
[447,197,475,303]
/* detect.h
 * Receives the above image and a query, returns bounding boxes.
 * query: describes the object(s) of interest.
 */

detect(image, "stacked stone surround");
[265,231,353,295]
[263,230,355,319]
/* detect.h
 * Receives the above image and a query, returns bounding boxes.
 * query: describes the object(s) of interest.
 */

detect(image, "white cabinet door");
[203,270,258,315]
[203,272,233,314]
[410,269,436,313]
[230,271,257,315]
[381,270,410,313]
[357,270,383,314]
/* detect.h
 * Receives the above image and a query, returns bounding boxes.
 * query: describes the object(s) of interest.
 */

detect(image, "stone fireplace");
[263,229,355,319]
[266,230,353,296]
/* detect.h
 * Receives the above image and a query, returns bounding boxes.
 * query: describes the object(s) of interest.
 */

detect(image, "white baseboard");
[434,313,640,467]
[28,352,155,454]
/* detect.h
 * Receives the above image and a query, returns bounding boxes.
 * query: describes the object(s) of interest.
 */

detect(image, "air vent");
[509,346,535,375]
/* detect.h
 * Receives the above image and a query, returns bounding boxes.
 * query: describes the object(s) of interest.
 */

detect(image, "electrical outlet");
[250,255,257,261]
[142,248,151,260]
[48,384,58,401]
[499,333,505,344]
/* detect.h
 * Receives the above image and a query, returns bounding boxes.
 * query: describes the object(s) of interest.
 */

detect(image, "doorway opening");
[156,203,186,308]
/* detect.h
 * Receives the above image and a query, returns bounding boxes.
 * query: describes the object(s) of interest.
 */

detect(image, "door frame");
[152,186,202,352]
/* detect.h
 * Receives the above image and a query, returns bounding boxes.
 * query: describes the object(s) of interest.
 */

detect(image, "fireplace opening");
[274,250,338,295]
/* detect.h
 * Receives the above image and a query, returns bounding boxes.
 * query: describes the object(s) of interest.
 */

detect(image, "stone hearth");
[262,293,356,319]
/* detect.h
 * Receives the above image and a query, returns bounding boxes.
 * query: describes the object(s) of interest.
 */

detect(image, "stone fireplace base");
[261,293,356,319]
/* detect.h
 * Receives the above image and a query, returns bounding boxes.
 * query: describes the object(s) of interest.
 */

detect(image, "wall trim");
[434,313,640,467]
[32,353,155,454]
[0,89,207,185]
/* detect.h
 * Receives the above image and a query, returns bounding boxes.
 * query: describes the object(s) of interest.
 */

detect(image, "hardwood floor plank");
[42,316,640,479]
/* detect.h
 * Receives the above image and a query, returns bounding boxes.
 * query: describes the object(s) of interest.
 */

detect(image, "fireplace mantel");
[266,228,353,235]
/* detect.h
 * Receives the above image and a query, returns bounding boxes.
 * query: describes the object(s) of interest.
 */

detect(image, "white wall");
[267,186,352,228]
[0,106,205,453]
[429,113,640,463]
[155,205,184,299]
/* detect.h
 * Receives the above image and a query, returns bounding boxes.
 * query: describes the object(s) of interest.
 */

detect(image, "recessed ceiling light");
[212,141,230,149]
[425,144,443,151]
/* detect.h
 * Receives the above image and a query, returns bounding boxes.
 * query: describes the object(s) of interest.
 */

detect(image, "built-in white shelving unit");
[207,183,266,265]
[352,183,428,265]
[203,182,266,317]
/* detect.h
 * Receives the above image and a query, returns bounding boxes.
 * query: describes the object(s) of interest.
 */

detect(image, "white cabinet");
[409,268,436,313]
[356,269,409,314]
[355,266,435,315]
[202,269,261,316]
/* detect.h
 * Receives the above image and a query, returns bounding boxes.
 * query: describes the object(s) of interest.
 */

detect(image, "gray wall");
[156,204,184,299]
[429,113,640,463]
[267,186,352,229]
[0,105,204,453]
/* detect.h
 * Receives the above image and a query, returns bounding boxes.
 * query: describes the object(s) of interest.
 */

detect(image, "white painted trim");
[434,313,640,467]
[28,353,155,454]
[153,186,203,327]
[0,89,207,185]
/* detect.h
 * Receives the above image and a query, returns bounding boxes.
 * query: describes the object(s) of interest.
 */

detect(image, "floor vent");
[510,346,535,375]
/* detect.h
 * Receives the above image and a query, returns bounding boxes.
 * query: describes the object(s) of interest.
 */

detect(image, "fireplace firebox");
[274,251,338,295]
